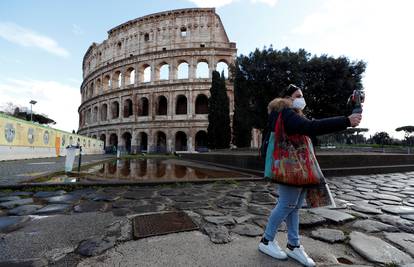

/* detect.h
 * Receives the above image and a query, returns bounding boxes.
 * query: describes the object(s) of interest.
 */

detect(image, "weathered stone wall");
[78,8,237,153]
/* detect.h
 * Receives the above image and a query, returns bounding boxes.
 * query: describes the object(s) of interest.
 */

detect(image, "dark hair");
[280,84,302,98]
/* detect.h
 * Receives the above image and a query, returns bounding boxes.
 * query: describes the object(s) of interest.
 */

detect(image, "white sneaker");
[258,240,288,260]
[286,245,316,267]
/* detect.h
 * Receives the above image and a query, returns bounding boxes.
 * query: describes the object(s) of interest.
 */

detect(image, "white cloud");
[0,79,80,132]
[288,0,414,139]
[0,22,70,58]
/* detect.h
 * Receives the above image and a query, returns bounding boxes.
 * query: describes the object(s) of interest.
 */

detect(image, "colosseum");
[78,8,237,153]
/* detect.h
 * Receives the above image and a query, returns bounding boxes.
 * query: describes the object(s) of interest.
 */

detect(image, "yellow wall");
[0,113,103,155]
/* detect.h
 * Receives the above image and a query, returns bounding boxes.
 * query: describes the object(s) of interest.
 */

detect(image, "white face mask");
[292,97,306,110]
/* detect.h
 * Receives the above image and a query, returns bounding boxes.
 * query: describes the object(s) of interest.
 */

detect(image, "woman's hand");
[348,113,362,127]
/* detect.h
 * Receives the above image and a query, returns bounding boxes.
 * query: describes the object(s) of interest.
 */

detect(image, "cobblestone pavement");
[0,172,414,266]
[0,154,114,185]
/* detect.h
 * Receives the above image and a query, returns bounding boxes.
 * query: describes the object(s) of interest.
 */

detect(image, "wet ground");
[28,158,256,184]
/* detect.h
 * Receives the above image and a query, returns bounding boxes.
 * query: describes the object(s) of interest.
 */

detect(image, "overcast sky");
[0,0,412,139]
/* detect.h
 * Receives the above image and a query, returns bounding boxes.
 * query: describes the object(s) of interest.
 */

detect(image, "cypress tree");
[208,71,231,149]
[232,62,252,147]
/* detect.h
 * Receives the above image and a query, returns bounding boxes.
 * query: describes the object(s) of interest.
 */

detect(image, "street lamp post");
[29,100,37,122]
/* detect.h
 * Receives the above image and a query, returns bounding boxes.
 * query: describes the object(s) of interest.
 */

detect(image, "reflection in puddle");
[30,158,252,184]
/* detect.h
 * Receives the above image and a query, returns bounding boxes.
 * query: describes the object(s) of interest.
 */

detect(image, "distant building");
[78,8,237,153]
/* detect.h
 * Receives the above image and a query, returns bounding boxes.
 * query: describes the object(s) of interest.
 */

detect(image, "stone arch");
[138,97,149,116]
[158,62,169,80]
[142,64,151,83]
[175,95,187,115]
[103,75,111,91]
[195,130,208,151]
[175,131,187,151]
[93,106,98,123]
[156,95,168,115]
[86,108,92,124]
[123,99,133,118]
[109,133,118,152]
[111,101,119,119]
[112,71,122,88]
[100,134,106,150]
[155,131,167,152]
[96,79,101,94]
[195,94,208,114]
[101,103,108,121]
[196,60,209,78]
[177,61,189,79]
[122,132,132,153]
[125,67,135,85]
[216,60,229,79]
[138,132,148,152]
[88,82,94,98]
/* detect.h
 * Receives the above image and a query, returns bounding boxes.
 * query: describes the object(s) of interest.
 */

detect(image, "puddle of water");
[29,158,254,184]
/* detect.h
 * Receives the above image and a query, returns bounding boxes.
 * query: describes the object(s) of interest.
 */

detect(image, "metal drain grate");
[133,211,198,239]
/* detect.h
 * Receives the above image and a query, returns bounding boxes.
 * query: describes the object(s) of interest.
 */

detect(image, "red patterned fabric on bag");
[271,113,325,186]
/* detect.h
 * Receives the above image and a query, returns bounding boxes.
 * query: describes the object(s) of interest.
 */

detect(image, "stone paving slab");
[349,231,413,265]
[77,231,370,267]
[0,171,414,266]
[0,212,122,264]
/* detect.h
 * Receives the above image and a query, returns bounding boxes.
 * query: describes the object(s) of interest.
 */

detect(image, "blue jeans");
[264,184,307,246]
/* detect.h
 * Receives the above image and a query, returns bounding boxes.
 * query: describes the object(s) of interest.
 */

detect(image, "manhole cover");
[133,211,198,239]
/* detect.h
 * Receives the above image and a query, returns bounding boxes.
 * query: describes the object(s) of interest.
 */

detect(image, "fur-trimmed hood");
[267,98,292,114]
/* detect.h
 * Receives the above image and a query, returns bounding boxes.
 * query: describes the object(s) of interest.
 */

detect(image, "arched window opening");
[143,65,151,83]
[122,132,132,154]
[195,131,208,152]
[216,61,229,79]
[175,131,187,151]
[156,131,167,153]
[157,96,168,115]
[100,134,106,151]
[195,94,208,114]
[138,97,149,116]
[177,62,189,79]
[126,68,135,85]
[109,133,118,153]
[159,64,169,80]
[101,104,108,121]
[89,82,94,97]
[113,71,121,88]
[123,99,133,118]
[111,101,119,119]
[96,79,101,94]
[93,106,98,123]
[139,132,148,152]
[196,61,209,78]
[103,75,111,91]
[87,109,92,124]
[176,95,187,115]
